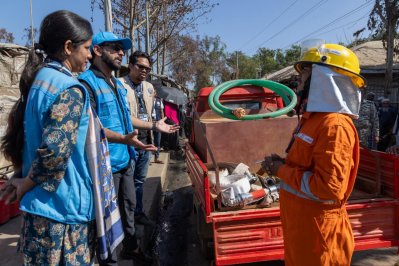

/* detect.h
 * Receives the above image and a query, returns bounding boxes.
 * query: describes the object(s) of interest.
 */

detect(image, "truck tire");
[194,203,215,260]
[199,236,214,260]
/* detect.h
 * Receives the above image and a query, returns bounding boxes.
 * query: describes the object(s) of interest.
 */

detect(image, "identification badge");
[296,133,313,144]
[138,114,149,122]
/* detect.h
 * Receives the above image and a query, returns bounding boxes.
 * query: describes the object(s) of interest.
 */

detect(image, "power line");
[238,0,298,51]
[317,11,371,37]
[292,1,372,45]
[281,9,372,50]
[246,0,329,54]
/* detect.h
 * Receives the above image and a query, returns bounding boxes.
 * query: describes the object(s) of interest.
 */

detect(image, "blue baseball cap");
[92,31,132,50]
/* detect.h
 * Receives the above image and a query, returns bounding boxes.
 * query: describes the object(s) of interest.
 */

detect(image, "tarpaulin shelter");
[150,78,188,105]
[0,43,29,167]
[156,85,188,105]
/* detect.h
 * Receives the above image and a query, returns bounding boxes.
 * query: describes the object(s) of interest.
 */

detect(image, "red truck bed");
[186,85,399,265]
[186,143,399,265]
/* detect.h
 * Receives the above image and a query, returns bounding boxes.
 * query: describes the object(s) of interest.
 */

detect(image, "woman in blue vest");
[0,10,99,265]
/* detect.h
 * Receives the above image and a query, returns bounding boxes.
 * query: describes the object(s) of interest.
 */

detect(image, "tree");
[149,0,216,72]
[254,48,279,76]
[0,28,14,43]
[367,0,399,96]
[275,49,286,68]
[194,35,229,90]
[226,51,258,79]
[23,26,38,47]
[167,34,200,86]
[91,0,216,74]
[164,34,230,90]
[249,45,300,78]
[283,45,301,66]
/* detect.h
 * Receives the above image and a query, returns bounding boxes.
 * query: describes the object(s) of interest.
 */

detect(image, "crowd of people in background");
[354,92,399,152]
[284,74,399,154]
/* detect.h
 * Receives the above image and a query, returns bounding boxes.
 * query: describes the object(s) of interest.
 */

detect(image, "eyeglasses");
[100,43,125,53]
[135,63,151,72]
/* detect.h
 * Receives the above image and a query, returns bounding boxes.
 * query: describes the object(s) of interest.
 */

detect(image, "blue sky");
[192,0,374,55]
[1,0,373,55]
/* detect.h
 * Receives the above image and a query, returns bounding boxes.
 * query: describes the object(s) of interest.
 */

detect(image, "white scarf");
[85,108,124,260]
[306,64,361,118]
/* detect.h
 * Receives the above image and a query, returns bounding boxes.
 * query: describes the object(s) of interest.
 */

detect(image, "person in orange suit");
[263,41,366,266]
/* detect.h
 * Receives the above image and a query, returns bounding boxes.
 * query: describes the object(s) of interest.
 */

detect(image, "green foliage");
[251,45,300,77]
[366,0,399,94]
[194,35,229,89]
[275,49,286,67]
[284,45,301,66]
[167,34,302,90]
[227,51,258,79]
[367,0,399,38]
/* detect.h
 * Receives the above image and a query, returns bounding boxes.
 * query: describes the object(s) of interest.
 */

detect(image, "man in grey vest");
[119,51,178,227]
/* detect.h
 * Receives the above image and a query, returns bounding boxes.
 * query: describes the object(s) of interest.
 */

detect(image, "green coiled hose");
[208,79,297,120]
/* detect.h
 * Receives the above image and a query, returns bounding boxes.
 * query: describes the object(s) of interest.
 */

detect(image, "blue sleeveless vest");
[21,61,94,224]
[78,69,136,172]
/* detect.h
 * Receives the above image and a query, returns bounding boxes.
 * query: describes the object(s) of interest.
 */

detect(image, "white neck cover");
[306,64,361,119]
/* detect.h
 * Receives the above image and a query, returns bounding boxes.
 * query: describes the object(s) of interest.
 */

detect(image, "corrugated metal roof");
[352,40,399,70]
[264,65,295,82]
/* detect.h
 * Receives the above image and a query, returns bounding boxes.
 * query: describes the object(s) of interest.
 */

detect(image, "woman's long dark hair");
[1,10,92,169]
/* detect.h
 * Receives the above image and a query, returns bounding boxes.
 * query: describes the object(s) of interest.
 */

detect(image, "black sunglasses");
[135,63,151,72]
[101,43,125,53]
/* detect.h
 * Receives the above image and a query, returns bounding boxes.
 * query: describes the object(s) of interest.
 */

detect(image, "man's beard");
[102,53,121,71]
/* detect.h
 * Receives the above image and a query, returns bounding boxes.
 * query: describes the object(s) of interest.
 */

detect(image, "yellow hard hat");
[294,43,366,88]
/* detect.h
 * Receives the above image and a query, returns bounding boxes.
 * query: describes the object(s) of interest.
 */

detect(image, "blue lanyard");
[45,60,74,77]
[285,122,303,153]
[128,78,147,114]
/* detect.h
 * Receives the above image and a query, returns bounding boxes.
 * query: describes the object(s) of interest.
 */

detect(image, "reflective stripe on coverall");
[277,112,360,266]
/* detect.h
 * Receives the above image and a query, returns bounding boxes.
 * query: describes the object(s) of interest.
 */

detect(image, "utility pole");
[384,0,397,97]
[236,51,239,79]
[256,67,261,79]
[145,0,150,54]
[29,0,34,47]
[104,0,113,32]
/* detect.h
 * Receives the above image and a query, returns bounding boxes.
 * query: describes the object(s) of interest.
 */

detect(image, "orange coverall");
[277,112,359,266]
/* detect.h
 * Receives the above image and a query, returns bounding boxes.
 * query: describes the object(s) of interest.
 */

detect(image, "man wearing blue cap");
[79,31,155,265]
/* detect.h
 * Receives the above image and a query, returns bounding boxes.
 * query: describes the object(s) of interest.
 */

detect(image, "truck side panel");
[186,146,399,265]
[348,201,399,250]
[186,144,212,218]
[356,148,399,198]
[210,201,399,265]
[186,86,399,265]
[212,209,284,265]
[193,116,297,173]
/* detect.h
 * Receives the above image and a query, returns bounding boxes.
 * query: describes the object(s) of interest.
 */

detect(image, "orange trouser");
[280,190,354,266]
